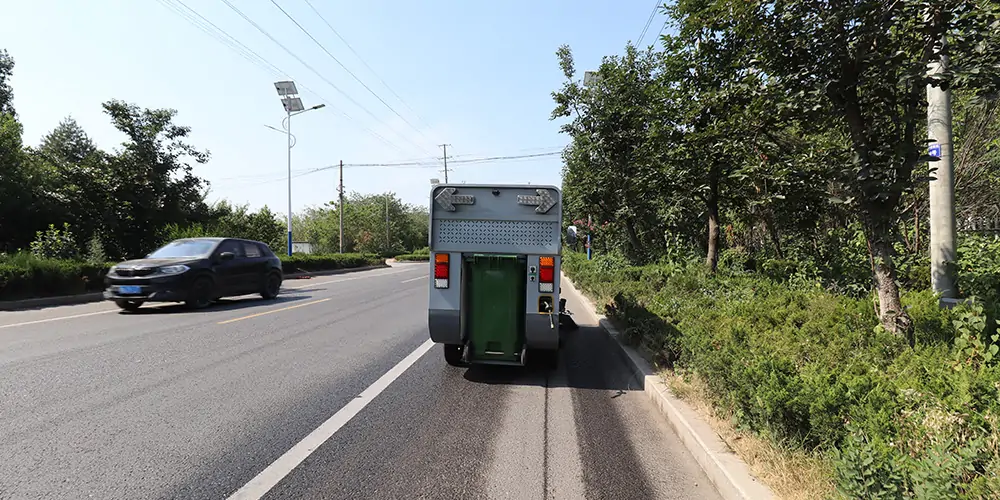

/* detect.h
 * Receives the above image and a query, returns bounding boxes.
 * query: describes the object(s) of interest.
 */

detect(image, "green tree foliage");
[293,192,428,255]
[161,201,285,252]
[0,49,14,116]
[704,0,1000,336]
[555,1,1000,337]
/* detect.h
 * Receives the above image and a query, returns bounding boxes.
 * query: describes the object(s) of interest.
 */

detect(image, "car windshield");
[147,240,216,259]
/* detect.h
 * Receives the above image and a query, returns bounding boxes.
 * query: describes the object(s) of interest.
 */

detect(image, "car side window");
[257,243,273,256]
[243,242,262,258]
[217,240,243,258]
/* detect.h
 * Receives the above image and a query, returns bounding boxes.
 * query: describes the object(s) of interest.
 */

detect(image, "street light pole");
[286,108,293,257]
[272,80,324,257]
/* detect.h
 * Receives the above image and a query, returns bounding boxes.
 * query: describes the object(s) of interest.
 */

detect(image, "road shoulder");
[560,273,776,500]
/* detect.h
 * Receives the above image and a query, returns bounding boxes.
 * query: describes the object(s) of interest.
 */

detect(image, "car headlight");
[157,265,190,275]
[109,265,119,274]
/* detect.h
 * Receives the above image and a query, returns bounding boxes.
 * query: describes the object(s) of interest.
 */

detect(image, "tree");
[704,0,1000,336]
[551,44,679,263]
[293,192,429,254]
[0,49,14,117]
[100,99,211,258]
[38,117,98,166]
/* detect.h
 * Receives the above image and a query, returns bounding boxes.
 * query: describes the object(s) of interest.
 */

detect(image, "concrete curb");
[0,264,390,312]
[561,274,775,500]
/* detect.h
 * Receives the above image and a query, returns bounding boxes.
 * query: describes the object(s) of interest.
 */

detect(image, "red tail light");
[434,253,450,289]
[539,256,554,293]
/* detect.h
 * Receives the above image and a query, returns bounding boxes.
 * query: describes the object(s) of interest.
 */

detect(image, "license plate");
[118,285,142,295]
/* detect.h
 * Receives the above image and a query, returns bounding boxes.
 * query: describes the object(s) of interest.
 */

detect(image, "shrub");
[563,254,1000,496]
[395,253,430,262]
[0,252,384,301]
[0,252,110,301]
[29,223,79,260]
[279,253,384,274]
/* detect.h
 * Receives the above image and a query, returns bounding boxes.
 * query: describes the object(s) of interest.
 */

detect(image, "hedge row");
[562,251,1000,499]
[394,254,430,262]
[279,253,384,274]
[0,252,385,302]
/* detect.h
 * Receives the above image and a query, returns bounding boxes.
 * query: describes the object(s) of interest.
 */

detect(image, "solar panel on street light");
[282,97,305,113]
[274,80,298,96]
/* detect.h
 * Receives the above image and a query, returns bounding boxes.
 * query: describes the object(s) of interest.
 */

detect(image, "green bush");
[280,253,384,274]
[563,252,1000,497]
[395,253,430,262]
[0,252,385,301]
[0,252,111,301]
[29,223,79,260]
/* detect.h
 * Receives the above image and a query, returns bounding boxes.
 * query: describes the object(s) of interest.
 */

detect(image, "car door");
[241,241,270,292]
[212,239,249,296]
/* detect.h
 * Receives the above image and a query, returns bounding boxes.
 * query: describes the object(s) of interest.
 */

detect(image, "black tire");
[443,344,466,367]
[186,276,215,309]
[261,273,282,300]
[115,299,144,312]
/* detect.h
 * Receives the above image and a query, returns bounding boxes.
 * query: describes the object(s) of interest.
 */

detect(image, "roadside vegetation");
[0,48,427,301]
[554,1,1000,497]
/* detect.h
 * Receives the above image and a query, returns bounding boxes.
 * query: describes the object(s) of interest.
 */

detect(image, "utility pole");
[338,160,345,254]
[439,144,451,183]
[927,8,957,300]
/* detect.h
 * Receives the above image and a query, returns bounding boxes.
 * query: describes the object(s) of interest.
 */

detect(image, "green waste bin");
[463,254,526,363]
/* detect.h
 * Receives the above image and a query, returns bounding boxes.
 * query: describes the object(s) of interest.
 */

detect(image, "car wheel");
[261,273,281,300]
[115,299,144,312]
[186,276,215,309]
[443,344,466,367]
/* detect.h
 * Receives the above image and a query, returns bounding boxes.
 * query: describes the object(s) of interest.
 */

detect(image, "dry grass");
[662,369,837,500]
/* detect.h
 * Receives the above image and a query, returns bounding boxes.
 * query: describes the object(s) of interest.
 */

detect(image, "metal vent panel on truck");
[433,219,560,254]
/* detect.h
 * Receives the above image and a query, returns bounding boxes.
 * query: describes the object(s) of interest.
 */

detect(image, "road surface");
[0,263,720,499]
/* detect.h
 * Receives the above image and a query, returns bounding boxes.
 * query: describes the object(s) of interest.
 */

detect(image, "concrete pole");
[927,17,957,299]
[338,160,344,254]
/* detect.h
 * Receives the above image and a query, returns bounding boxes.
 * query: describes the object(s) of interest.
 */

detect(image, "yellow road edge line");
[217,298,331,325]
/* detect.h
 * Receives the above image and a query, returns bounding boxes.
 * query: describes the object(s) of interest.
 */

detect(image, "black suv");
[104,237,284,311]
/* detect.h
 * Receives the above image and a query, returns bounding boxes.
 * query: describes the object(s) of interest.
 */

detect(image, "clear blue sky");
[5,0,668,213]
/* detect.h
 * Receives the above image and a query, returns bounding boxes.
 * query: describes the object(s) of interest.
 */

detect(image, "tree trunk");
[706,167,721,272]
[624,220,643,262]
[765,214,784,259]
[706,195,720,273]
[866,213,914,343]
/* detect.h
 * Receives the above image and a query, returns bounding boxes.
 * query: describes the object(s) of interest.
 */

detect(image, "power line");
[343,151,562,168]
[300,0,436,134]
[270,0,438,153]
[155,0,411,156]
[217,0,431,155]
[636,0,660,47]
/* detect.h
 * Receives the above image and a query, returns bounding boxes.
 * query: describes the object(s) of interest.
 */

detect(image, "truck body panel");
[427,184,562,366]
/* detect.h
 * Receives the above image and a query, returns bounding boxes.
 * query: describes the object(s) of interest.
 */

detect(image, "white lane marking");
[0,309,118,330]
[282,268,413,290]
[227,338,435,500]
[400,276,426,284]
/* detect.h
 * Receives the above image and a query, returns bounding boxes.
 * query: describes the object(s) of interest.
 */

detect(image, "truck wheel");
[530,348,559,370]
[443,344,465,367]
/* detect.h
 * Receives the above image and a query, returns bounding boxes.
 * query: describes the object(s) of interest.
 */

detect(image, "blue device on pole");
[287,232,293,256]
[586,234,592,260]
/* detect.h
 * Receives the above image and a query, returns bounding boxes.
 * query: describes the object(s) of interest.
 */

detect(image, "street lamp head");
[274,80,298,96]
[310,104,326,110]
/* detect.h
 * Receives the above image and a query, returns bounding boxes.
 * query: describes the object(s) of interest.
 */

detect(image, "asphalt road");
[0,263,719,500]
